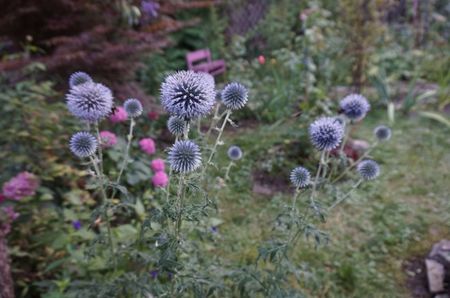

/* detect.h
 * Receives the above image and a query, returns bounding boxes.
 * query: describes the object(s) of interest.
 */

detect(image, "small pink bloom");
[3,206,19,221]
[151,158,165,172]
[109,106,128,123]
[99,131,117,148]
[139,138,156,155]
[258,55,266,65]
[147,111,160,121]
[2,172,39,201]
[152,171,168,188]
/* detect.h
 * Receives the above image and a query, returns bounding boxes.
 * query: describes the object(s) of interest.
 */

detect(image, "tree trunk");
[0,236,14,298]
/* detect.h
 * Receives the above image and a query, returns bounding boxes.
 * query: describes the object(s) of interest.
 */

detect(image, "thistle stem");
[328,179,363,210]
[205,103,222,141]
[309,151,326,206]
[205,109,231,170]
[339,120,350,155]
[175,174,186,239]
[114,118,135,191]
[165,136,178,203]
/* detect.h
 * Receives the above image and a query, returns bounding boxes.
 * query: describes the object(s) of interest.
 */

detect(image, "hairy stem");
[165,136,179,203]
[205,103,223,141]
[175,174,186,239]
[204,109,231,172]
[224,161,234,180]
[309,151,326,206]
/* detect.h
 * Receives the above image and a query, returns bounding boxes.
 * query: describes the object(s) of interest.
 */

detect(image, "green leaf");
[418,111,450,128]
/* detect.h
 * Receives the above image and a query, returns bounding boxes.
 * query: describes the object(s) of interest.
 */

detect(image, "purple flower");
[72,220,82,230]
[211,226,218,233]
[150,269,159,279]
[141,0,160,18]
[2,172,39,201]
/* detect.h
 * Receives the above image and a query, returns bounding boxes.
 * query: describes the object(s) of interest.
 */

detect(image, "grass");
[211,111,450,297]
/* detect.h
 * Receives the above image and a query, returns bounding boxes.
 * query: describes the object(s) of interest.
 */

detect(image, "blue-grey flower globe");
[374,125,392,141]
[69,71,93,88]
[70,132,97,158]
[124,98,143,118]
[221,82,249,110]
[167,116,186,136]
[168,140,202,173]
[309,117,345,151]
[357,160,380,180]
[290,167,311,188]
[339,94,370,121]
[227,146,243,161]
[161,71,215,120]
[66,82,113,122]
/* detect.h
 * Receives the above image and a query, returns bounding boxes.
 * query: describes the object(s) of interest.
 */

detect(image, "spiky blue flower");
[66,82,113,122]
[168,140,201,173]
[70,132,97,158]
[309,117,345,151]
[374,125,391,141]
[357,160,380,180]
[167,116,186,136]
[161,71,215,120]
[290,166,311,188]
[227,146,243,161]
[69,72,93,88]
[124,98,143,118]
[339,94,370,121]
[221,82,248,110]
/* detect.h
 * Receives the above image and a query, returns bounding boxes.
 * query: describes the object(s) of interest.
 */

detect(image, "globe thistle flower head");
[168,140,201,173]
[161,71,215,120]
[374,125,392,142]
[167,116,186,136]
[70,132,97,158]
[227,146,243,161]
[66,82,113,122]
[339,94,370,121]
[221,82,249,110]
[290,167,311,188]
[357,160,380,181]
[124,98,143,118]
[309,117,344,151]
[69,71,93,88]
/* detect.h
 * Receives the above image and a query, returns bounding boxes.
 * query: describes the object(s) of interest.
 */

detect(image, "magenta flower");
[152,171,168,188]
[2,172,39,201]
[139,138,156,155]
[147,111,160,121]
[109,106,128,123]
[99,131,118,148]
[151,158,165,172]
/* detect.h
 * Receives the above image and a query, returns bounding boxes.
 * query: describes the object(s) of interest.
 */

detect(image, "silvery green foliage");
[70,132,97,157]
[168,140,202,173]
[227,145,243,161]
[221,82,249,110]
[290,166,311,188]
[69,71,93,88]
[339,94,370,121]
[160,71,215,120]
[374,125,392,141]
[124,98,143,118]
[309,117,344,151]
[66,82,113,122]
[357,160,380,180]
[167,116,186,136]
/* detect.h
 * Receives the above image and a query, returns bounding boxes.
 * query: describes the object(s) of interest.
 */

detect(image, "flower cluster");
[139,138,156,155]
[2,172,39,200]
[100,131,118,148]
[151,158,168,188]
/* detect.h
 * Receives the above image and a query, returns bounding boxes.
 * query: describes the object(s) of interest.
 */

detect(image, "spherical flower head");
[339,94,370,121]
[2,172,39,200]
[66,82,113,122]
[151,158,165,172]
[374,125,392,142]
[161,70,215,120]
[69,71,93,88]
[221,82,249,110]
[99,131,117,148]
[227,146,243,161]
[139,138,156,155]
[290,167,311,188]
[109,106,128,123]
[309,117,344,151]
[124,98,143,118]
[168,140,202,173]
[167,116,186,136]
[152,171,169,188]
[258,55,266,65]
[357,160,380,181]
[70,131,98,158]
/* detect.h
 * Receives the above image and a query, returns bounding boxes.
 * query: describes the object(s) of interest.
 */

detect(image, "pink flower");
[258,55,266,65]
[139,138,156,155]
[2,172,39,201]
[152,171,168,188]
[3,206,19,221]
[100,131,117,148]
[151,158,165,172]
[147,111,160,121]
[109,106,128,123]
